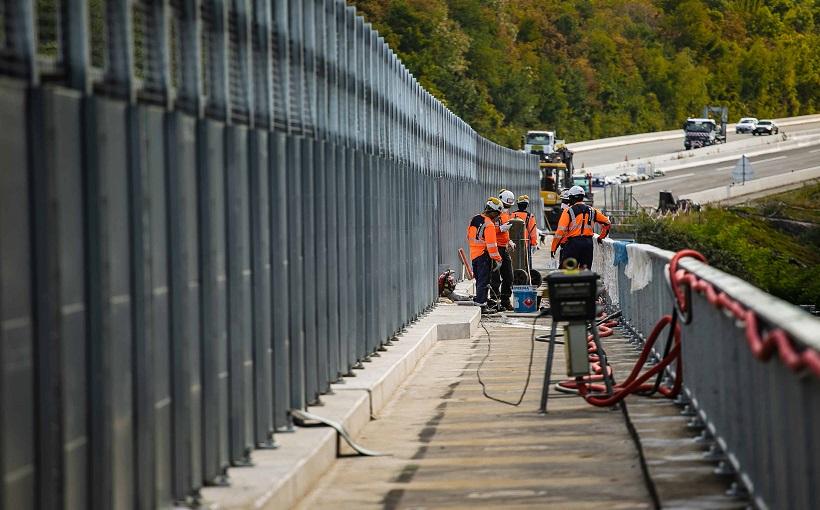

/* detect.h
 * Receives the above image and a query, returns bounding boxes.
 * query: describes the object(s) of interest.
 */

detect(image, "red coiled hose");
[563,248,819,409]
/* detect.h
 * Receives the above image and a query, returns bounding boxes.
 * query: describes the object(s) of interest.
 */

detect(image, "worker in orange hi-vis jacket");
[550,185,611,270]
[512,194,539,269]
[490,189,516,310]
[466,197,504,313]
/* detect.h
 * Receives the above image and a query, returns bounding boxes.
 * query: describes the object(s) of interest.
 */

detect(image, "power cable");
[476,314,538,407]
[619,394,662,509]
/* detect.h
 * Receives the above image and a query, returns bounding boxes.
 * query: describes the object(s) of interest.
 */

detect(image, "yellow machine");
[540,161,572,229]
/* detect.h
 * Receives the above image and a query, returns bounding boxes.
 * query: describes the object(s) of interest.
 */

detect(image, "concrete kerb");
[200,303,480,510]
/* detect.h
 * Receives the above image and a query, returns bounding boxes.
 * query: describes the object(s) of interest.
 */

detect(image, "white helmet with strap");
[568,185,586,198]
[499,189,515,206]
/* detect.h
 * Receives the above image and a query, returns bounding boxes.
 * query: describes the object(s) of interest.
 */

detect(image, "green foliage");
[632,182,820,307]
[351,0,820,147]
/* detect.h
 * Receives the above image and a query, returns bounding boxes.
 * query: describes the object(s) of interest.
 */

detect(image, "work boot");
[501,299,514,311]
[475,302,497,315]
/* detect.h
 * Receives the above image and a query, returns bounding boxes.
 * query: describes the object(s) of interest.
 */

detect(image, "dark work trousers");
[560,236,594,269]
[471,253,492,304]
[490,247,513,303]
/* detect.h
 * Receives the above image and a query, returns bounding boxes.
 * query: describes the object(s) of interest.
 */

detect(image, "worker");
[551,189,571,260]
[512,195,538,269]
[467,197,504,312]
[550,185,611,270]
[560,189,570,211]
[491,189,516,310]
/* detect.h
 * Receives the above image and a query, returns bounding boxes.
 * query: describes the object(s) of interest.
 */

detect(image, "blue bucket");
[512,286,537,313]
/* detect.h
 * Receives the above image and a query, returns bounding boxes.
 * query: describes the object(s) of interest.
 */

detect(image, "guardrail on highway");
[594,241,820,510]
[0,1,539,507]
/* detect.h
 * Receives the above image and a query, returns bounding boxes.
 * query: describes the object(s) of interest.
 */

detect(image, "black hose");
[476,315,537,407]
[619,398,662,509]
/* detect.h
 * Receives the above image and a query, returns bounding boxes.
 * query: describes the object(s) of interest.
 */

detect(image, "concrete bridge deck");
[297,313,650,509]
[295,255,747,509]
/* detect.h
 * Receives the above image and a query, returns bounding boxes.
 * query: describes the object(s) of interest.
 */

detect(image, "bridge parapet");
[594,240,820,510]
[0,0,541,507]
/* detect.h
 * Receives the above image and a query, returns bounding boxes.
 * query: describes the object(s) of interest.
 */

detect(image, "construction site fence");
[0,0,540,507]
[595,241,820,510]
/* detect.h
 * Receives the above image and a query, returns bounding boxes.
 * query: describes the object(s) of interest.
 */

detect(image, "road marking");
[716,155,787,171]
[752,155,787,164]
[628,173,694,187]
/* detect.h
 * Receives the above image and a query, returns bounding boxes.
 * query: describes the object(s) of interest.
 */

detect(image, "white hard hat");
[499,189,515,206]
[569,185,586,197]
[485,197,503,212]
[560,190,569,200]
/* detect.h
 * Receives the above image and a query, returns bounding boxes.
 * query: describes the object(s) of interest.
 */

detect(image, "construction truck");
[683,106,727,150]
[523,130,556,159]
[524,130,595,229]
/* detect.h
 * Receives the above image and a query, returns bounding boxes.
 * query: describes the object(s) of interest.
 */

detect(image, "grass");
[632,181,820,307]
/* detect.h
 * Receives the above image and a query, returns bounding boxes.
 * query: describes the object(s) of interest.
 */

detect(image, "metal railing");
[0,0,540,508]
[594,240,820,510]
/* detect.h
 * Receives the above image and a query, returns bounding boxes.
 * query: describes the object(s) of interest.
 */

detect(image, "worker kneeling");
[467,197,504,313]
[551,186,611,269]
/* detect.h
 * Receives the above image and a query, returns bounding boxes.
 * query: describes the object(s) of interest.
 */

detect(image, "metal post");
[269,131,292,430]
[286,135,306,409]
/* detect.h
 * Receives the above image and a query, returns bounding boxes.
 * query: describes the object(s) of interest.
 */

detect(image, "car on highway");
[735,117,758,134]
[752,120,779,135]
[621,172,644,182]
[604,175,622,186]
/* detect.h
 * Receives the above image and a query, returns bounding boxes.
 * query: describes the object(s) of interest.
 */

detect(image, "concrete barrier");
[681,167,820,204]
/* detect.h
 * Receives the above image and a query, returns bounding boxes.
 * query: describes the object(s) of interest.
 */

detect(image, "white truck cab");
[524,131,556,160]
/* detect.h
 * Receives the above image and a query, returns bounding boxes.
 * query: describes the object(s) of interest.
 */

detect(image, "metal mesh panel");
[227,2,248,123]
[169,1,182,92]
[271,0,286,130]
[88,0,105,69]
[132,1,146,79]
[36,0,60,60]
[251,1,269,127]
[0,2,5,51]
[200,0,212,104]
[132,0,166,101]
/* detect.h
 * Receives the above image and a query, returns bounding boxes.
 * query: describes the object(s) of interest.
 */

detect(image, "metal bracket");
[290,409,388,457]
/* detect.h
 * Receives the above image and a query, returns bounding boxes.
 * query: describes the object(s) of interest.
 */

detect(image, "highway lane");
[603,144,820,208]
[573,121,820,169]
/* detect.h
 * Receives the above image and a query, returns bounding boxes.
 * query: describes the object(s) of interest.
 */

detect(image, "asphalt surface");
[603,144,820,208]
[573,121,820,169]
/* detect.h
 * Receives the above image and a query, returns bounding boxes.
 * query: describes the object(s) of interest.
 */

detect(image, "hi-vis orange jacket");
[495,210,511,247]
[467,213,502,261]
[512,210,538,247]
[551,204,611,252]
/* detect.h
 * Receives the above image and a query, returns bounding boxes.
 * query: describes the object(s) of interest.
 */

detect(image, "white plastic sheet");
[593,239,619,306]
[625,244,653,292]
